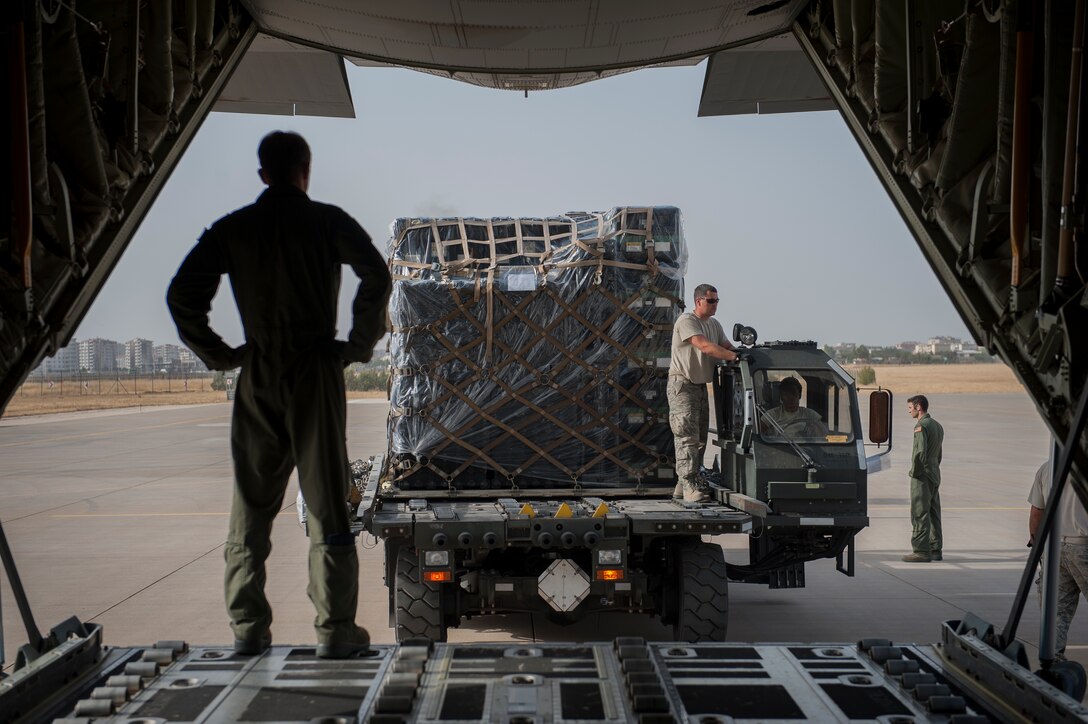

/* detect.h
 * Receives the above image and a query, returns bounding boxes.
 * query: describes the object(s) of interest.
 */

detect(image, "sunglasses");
[700,298,720,304]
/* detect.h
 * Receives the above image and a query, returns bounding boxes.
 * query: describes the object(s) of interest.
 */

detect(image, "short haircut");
[779,377,802,395]
[693,283,717,301]
[907,394,929,411]
[258,131,311,185]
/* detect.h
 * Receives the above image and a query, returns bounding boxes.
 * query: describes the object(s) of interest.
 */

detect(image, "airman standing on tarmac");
[902,395,944,562]
[167,131,392,657]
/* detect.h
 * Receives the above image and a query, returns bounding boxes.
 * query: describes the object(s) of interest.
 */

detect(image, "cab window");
[754,369,855,443]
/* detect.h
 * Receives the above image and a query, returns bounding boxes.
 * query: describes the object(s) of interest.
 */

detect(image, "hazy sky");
[79,60,971,349]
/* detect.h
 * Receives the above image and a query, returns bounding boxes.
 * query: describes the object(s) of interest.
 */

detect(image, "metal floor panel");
[25,628,1087,722]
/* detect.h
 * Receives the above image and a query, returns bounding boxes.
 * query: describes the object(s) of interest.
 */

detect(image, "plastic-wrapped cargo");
[386,207,687,491]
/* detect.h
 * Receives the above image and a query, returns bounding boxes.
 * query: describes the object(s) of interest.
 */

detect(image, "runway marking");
[870,506,1026,511]
[51,511,297,518]
[0,413,228,448]
[53,512,228,518]
[886,562,1027,570]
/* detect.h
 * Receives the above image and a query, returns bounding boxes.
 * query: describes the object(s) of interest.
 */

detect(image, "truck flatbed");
[363,493,754,541]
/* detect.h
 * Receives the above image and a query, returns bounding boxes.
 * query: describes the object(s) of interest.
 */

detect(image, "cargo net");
[386,207,686,492]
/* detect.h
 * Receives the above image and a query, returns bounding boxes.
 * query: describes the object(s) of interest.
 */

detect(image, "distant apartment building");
[55,343,81,375]
[78,338,120,373]
[178,347,208,372]
[953,340,984,358]
[154,344,181,371]
[30,338,212,376]
[151,343,207,373]
[124,338,154,373]
[31,342,81,376]
[913,336,961,355]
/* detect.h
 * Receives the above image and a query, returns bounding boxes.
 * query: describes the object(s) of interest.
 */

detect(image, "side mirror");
[868,389,892,445]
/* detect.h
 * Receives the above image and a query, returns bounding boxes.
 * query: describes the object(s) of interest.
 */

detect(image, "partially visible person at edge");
[902,395,944,563]
[166,131,392,658]
[667,283,738,504]
[760,376,828,438]
[1028,459,1088,662]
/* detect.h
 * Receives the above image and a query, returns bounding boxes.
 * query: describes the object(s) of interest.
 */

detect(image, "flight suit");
[908,412,944,558]
[167,185,392,646]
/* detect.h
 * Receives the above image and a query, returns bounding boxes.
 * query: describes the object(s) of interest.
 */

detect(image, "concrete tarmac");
[2,392,1081,676]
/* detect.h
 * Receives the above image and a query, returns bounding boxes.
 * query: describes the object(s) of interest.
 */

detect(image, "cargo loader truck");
[356,325,893,643]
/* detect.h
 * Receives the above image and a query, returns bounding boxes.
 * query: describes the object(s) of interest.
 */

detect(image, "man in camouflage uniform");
[667,283,738,503]
[1029,459,1088,661]
[167,131,392,658]
[902,395,944,562]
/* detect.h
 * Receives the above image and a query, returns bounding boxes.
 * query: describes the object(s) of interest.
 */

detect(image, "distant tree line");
[822,344,996,365]
[210,365,389,393]
[345,364,389,392]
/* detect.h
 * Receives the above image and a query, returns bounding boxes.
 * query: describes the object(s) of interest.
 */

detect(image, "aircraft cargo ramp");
[5,622,1087,723]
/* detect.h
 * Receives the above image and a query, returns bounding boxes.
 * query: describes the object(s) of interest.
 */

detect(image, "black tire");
[671,539,729,642]
[394,547,448,642]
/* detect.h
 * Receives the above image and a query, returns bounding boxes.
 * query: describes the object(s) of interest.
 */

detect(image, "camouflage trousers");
[1037,542,1088,657]
[667,376,709,484]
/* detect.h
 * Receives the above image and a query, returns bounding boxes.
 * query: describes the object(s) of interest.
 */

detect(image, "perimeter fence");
[17,371,217,397]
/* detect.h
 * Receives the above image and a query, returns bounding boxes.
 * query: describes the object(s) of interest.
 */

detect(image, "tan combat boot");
[683,481,710,504]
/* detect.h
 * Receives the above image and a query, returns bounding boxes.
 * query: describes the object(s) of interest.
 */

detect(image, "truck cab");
[712,334,891,588]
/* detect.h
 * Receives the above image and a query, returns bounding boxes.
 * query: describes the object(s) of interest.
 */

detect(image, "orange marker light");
[424,570,452,582]
[595,569,624,581]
